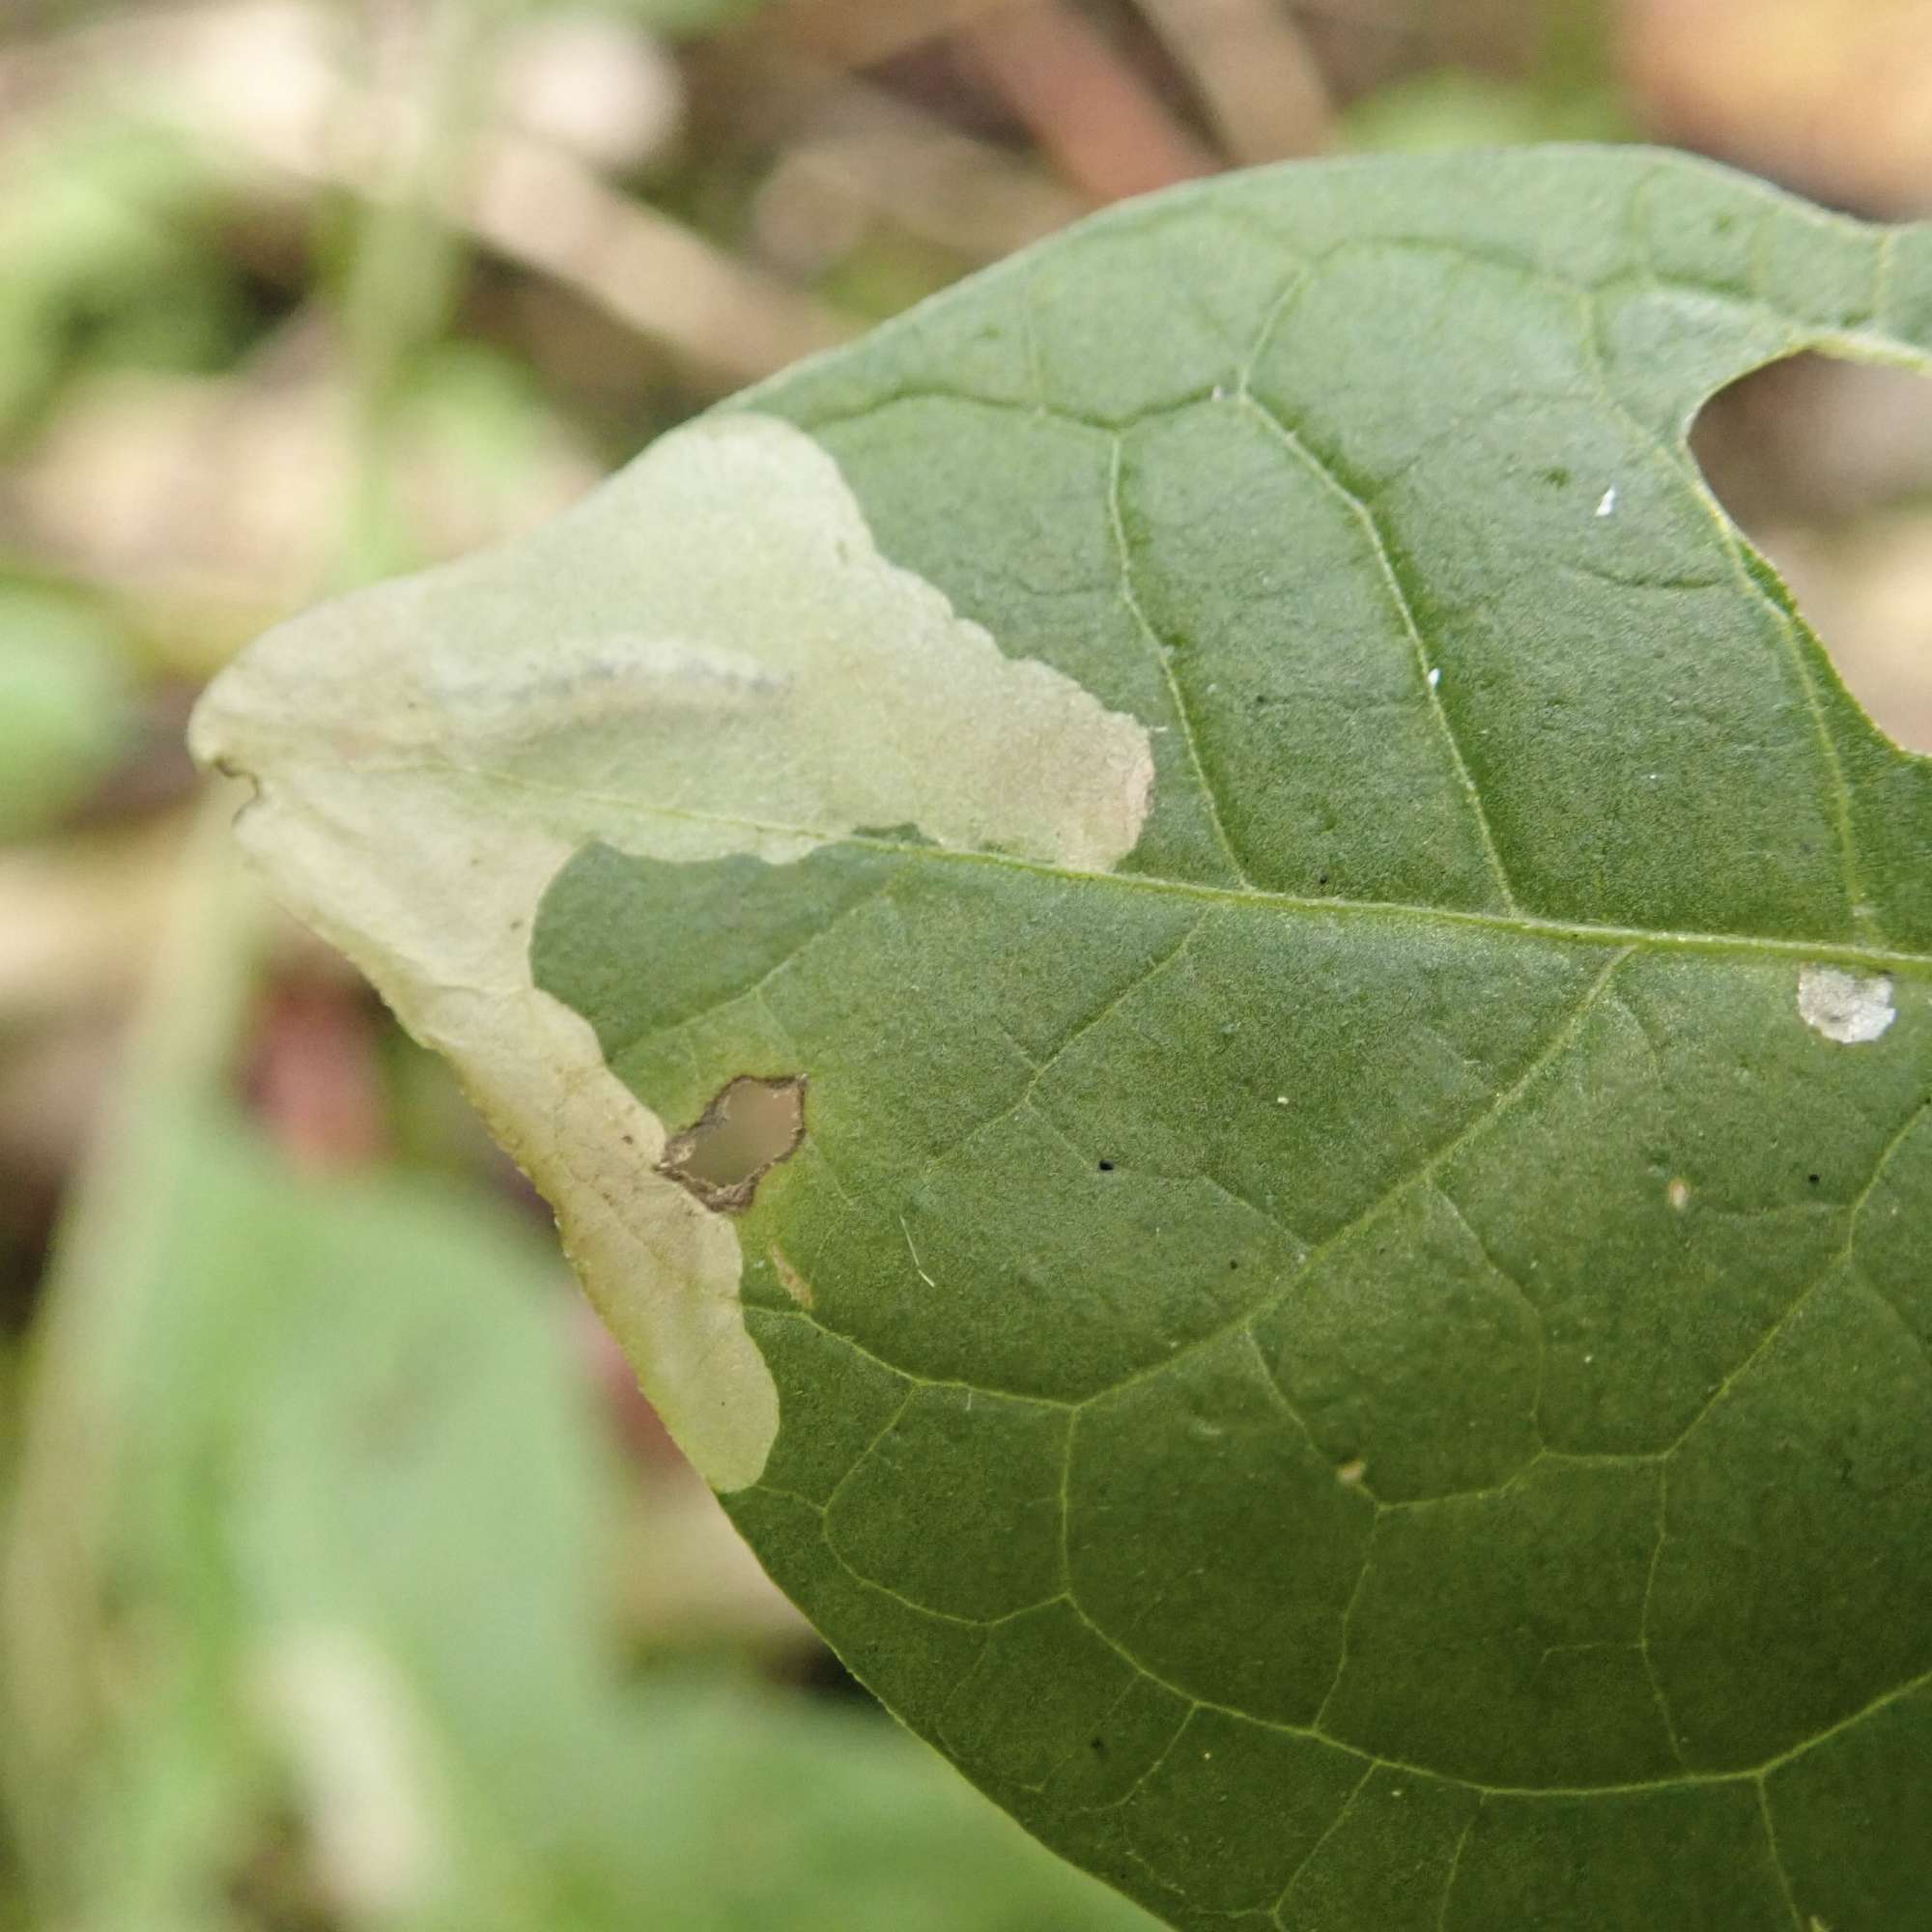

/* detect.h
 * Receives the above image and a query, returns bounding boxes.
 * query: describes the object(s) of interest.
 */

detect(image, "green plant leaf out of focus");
[192,149,1932,1930]
[0,116,244,441]
[2,1101,1154,1932]
[0,586,136,840]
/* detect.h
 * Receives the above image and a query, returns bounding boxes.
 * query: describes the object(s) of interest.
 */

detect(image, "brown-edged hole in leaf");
[657,1075,807,1213]
[1691,351,1932,753]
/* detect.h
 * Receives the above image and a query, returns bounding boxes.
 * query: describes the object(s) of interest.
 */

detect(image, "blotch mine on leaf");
[186,412,1154,1493]
[1797,964,1897,1044]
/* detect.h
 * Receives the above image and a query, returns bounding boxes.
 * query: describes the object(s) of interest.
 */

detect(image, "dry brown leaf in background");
[707,0,1032,86]
[1620,0,1932,212]
[1691,354,1932,756]
[1133,0,1333,162]
[0,817,186,1029]
[1769,516,1932,755]
[1693,355,1932,529]
[753,80,1087,268]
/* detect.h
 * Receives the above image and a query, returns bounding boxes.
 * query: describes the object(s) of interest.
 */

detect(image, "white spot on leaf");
[1797,964,1896,1045]
[1596,486,1617,518]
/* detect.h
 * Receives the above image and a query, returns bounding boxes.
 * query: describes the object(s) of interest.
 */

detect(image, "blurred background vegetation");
[2,1,1930,1926]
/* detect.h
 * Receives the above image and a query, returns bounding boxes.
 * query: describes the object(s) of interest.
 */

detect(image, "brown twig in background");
[960,0,1217,202]
[1134,0,1335,161]
[466,134,861,383]
[756,78,1088,265]
[683,0,1027,162]
[704,0,1033,88]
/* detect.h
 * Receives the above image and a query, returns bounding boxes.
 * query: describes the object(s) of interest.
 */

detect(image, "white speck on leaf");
[1596,486,1617,518]
[900,1214,937,1289]
[1427,666,1442,689]
[1666,1178,1690,1211]
[1797,965,1896,1044]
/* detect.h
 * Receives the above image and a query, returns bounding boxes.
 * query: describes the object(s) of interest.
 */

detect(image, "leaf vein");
[1238,391,1521,913]
[1107,432,1255,889]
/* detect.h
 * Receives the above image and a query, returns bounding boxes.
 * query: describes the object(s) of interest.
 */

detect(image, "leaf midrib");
[428,758,1932,978]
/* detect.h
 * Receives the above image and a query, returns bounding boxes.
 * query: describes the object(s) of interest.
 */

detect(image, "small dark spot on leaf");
[657,1074,808,1213]
[1541,466,1572,489]
[1089,1736,1107,1754]
[1807,1173,1820,1185]
[1317,871,1329,887]
[1228,1259,1239,1270]
[1097,1159,1115,1172]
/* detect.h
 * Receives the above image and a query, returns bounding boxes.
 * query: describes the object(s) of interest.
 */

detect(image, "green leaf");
[191,148,1932,1930]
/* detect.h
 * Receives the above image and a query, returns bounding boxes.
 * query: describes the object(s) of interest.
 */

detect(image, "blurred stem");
[0,787,264,1894]
[1133,0,1333,163]
[339,0,501,585]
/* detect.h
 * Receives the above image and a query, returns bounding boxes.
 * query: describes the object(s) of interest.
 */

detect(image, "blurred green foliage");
[0,10,1162,1921]
[4,1102,1151,1930]
[0,117,238,440]
[0,587,136,839]
[1343,68,1627,152]
[1345,0,1628,152]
